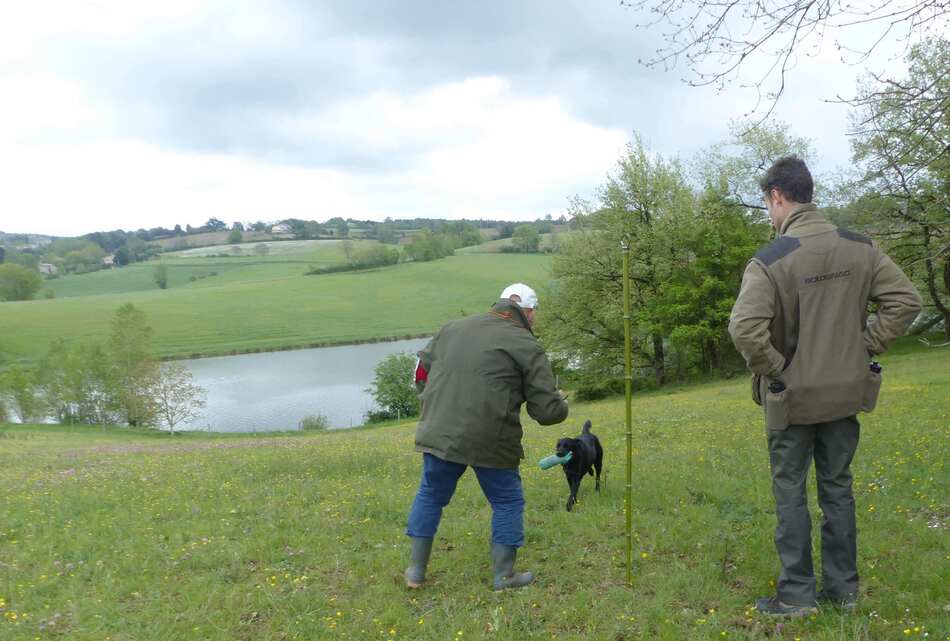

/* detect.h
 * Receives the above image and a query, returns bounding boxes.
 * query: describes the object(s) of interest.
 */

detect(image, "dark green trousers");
[766,416,860,605]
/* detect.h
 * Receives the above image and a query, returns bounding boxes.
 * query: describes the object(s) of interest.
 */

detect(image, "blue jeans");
[406,453,525,547]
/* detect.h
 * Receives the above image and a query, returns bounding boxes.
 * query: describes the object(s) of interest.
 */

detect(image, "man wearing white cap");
[404,283,568,590]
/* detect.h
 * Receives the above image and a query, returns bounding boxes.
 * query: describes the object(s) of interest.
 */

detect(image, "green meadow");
[43,240,363,299]
[0,253,553,365]
[1,341,946,640]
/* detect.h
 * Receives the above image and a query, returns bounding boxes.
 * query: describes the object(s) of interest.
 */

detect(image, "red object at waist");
[414,359,428,383]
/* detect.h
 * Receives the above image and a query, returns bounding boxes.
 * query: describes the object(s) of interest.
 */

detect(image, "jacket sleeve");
[728,260,787,377]
[520,341,568,426]
[415,332,439,395]
[864,246,923,355]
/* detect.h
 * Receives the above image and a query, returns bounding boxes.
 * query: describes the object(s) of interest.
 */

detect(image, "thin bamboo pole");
[621,237,633,586]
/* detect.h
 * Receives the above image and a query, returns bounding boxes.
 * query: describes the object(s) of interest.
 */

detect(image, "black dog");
[555,420,604,511]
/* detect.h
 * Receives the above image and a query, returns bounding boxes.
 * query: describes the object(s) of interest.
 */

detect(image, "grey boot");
[491,543,535,590]
[404,537,433,588]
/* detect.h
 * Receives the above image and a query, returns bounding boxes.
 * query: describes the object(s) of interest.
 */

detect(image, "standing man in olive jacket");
[404,283,568,590]
[729,156,921,616]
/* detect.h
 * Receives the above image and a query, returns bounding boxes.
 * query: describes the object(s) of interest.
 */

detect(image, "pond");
[178,337,429,432]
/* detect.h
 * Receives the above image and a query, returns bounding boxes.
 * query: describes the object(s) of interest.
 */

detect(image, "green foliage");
[661,187,769,375]
[11,306,205,429]
[124,237,159,263]
[544,136,696,385]
[375,221,399,244]
[44,238,107,274]
[36,339,117,425]
[4,247,40,270]
[298,413,330,431]
[510,224,541,253]
[0,264,43,301]
[573,377,625,401]
[227,228,243,244]
[154,264,168,289]
[544,134,770,386]
[850,37,950,337]
[368,352,420,421]
[438,221,482,248]
[326,217,349,238]
[305,244,400,275]
[107,303,159,426]
[0,365,45,423]
[350,244,399,269]
[403,229,455,262]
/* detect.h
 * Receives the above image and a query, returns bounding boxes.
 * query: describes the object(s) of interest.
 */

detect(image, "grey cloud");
[27,0,668,169]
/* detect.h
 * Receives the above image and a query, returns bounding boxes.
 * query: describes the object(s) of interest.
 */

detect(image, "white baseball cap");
[500,283,538,309]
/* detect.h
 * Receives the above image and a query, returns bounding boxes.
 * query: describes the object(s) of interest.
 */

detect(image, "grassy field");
[456,233,561,254]
[0,343,945,640]
[0,253,553,365]
[43,240,361,299]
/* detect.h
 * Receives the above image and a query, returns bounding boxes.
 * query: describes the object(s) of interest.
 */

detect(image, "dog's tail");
[582,420,592,434]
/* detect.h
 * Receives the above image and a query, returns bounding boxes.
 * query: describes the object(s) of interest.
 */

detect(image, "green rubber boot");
[491,543,535,590]
[404,537,433,588]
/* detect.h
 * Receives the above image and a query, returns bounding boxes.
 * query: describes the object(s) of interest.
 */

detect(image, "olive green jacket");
[414,299,569,468]
[728,204,922,425]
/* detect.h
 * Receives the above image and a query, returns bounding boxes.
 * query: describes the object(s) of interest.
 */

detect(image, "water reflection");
[179,338,429,432]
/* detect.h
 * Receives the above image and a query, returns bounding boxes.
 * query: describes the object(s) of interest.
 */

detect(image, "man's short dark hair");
[759,155,814,204]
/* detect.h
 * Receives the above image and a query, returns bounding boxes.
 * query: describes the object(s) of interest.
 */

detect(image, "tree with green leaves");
[368,352,420,420]
[403,230,454,262]
[0,263,43,301]
[544,133,773,387]
[545,136,696,386]
[1,366,45,423]
[154,264,168,290]
[36,339,117,424]
[227,228,243,244]
[849,38,949,337]
[511,225,541,253]
[662,186,769,374]
[107,303,159,426]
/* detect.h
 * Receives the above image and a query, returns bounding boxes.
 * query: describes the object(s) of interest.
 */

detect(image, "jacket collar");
[490,299,533,333]
[779,203,833,237]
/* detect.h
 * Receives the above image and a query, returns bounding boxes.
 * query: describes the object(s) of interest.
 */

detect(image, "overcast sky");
[0,0,911,236]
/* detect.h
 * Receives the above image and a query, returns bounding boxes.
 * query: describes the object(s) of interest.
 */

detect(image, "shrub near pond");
[299,413,329,431]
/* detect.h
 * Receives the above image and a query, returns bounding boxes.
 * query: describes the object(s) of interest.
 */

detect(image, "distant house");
[39,262,58,276]
[103,254,116,267]
[271,223,292,234]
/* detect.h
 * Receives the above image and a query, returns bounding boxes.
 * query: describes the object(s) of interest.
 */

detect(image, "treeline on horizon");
[0,214,562,281]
